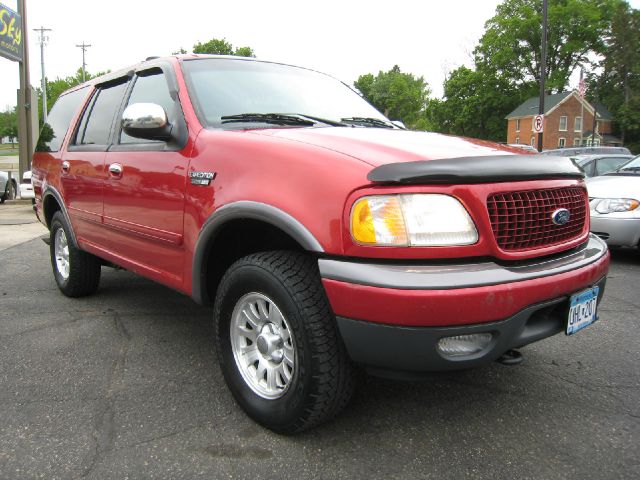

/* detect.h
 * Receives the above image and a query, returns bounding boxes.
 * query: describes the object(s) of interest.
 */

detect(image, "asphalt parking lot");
[0,206,639,479]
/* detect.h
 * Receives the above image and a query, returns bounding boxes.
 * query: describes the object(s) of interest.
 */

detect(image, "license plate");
[566,287,599,335]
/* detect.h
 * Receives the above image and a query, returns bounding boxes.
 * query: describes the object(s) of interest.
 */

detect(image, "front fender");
[191,201,324,305]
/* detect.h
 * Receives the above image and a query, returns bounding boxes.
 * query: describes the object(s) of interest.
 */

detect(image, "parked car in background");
[507,144,538,153]
[542,146,632,157]
[571,154,634,178]
[19,171,35,202]
[0,170,17,203]
[586,155,640,247]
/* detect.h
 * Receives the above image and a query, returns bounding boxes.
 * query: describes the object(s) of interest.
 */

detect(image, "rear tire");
[49,211,101,297]
[214,251,354,434]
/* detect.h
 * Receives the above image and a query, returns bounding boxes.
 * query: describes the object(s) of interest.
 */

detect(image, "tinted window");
[36,87,88,152]
[120,70,174,143]
[596,157,630,176]
[76,79,128,145]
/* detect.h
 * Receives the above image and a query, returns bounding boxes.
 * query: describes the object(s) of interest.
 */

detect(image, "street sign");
[0,2,23,62]
[533,114,544,134]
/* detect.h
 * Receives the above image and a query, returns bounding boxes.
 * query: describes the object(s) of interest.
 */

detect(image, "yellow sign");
[0,3,23,62]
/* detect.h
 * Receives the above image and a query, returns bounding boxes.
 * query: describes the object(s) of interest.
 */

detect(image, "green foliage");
[354,65,430,128]
[475,0,617,93]
[425,67,531,141]
[589,1,640,152]
[178,37,256,57]
[0,107,18,143]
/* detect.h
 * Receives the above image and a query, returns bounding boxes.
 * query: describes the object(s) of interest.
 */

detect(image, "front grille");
[487,186,587,251]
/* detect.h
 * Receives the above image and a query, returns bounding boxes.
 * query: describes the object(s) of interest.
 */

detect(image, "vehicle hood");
[252,127,520,167]
[586,175,640,199]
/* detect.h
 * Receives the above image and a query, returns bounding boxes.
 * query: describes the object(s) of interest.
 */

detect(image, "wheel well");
[43,194,62,228]
[202,219,307,305]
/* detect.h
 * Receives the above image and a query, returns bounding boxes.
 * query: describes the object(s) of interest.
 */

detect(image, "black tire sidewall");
[216,263,312,431]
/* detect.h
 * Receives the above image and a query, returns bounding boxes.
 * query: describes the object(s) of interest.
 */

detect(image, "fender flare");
[42,186,79,248]
[192,201,324,305]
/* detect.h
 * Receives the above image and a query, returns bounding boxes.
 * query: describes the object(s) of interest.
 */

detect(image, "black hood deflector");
[367,155,584,184]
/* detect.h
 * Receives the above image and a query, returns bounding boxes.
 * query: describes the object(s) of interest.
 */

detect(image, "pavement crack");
[79,311,131,478]
[0,314,105,338]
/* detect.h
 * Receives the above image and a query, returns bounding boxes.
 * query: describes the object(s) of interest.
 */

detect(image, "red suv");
[32,55,610,433]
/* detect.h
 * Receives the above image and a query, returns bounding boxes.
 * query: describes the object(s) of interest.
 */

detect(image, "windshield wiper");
[291,114,348,127]
[619,166,640,172]
[340,117,395,129]
[221,113,348,127]
[221,113,317,126]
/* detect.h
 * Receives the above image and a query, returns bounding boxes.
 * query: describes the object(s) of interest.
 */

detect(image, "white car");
[19,171,35,200]
[586,155,640,247]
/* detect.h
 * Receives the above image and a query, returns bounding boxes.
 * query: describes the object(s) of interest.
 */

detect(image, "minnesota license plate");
[566,287,599,335]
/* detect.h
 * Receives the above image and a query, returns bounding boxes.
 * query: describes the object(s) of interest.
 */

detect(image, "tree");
[354,65,430,128]
[587,1,640,151]
[475,0,617,93]
[175,37,256,57]
[0,107,18,145]
[424,66,529,141]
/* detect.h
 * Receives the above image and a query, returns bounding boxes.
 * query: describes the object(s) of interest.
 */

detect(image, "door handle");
[61,161,70,173]
[108,163,123,178]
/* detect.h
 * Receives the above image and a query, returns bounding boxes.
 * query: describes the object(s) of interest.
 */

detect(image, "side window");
[35,87,88,152]
[120,70,175,144]
[75,79,129,146]
[596,157,626,176]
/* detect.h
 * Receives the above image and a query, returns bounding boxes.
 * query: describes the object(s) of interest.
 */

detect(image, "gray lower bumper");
[336,276,607,376]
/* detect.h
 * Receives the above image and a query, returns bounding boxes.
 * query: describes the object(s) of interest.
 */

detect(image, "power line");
[33,26,52,122]
[75,42,92,82]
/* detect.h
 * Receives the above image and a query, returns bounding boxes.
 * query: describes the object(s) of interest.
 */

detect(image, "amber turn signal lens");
[350,196,408,246]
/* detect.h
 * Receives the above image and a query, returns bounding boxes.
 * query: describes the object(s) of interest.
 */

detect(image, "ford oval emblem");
[552,208,571,226]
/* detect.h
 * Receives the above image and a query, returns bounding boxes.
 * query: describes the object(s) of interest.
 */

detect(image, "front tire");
[50,211,101,297]
[214,251,354,434]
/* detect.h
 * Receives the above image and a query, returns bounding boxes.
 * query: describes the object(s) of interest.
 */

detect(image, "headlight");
[350,194,478,246]
[591,198,639,214]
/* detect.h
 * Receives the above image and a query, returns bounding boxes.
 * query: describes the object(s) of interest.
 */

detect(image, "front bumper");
[590,215,640,247]
[320,234,609,373]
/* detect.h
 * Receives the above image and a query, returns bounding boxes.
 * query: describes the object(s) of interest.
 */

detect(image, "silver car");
[0,171,18,203]
[586,155,640,247]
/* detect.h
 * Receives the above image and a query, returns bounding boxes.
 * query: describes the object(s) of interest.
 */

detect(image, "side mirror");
[122,103,172,141]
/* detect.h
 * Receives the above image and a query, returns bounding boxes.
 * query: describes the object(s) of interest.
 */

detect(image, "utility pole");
[34,26,52,122]
[75,42,91,82]
[17,0,35,179]
[537,0,548,152]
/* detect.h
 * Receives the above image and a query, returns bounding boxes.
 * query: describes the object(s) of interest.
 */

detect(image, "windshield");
[181,58,388,128]
[616,155,640,171]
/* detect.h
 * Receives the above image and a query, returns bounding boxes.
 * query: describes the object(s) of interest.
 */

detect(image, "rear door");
[62,78,130,247]
[102,66,189,288]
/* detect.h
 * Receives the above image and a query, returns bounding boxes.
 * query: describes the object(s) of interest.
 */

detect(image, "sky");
[1,0,640,111]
